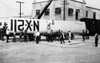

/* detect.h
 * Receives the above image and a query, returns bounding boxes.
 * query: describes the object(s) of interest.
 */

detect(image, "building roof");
[85,0,100,10]
[70,0,86,4]
[74,0,100,10]
[33,0,100,10]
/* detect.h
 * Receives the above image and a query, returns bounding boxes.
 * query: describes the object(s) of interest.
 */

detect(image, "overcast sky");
[0,0,100,18]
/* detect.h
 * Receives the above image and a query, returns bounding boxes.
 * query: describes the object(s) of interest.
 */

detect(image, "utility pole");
[63,0,68,21]
[16,1,24,18]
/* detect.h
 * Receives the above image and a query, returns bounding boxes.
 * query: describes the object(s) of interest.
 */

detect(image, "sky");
[0,0,100,18]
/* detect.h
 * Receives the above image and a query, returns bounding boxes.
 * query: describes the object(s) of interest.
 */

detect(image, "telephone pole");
[63,0,68,21]
[16,1,24,18]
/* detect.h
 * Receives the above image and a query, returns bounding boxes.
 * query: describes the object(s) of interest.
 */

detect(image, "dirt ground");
[0,35,100,63]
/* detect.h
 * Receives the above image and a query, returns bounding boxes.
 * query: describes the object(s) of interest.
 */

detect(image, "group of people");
[6,29,41,44]
[46,29,72,44]
[82,29,99,47]
[6,29,28,43]
[58,30,72,44]
[0,24,99,47]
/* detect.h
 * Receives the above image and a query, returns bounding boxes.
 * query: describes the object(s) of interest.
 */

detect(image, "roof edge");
[86,6,100,11]
[70,0,86,4]
[32,0,86,4]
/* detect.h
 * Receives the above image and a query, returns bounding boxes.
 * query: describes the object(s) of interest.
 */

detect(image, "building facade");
[32,0,100,21]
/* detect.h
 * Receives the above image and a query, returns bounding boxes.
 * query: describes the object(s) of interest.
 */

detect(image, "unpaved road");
[0,36,100,63]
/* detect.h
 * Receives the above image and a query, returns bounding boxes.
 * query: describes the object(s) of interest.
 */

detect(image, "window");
[36,10,40,15]
[0,22,2,26]
[55,7,61,15]
[68,8,74,16]
[93,12,96,19]
[45,9,49,15]
[75,9,80,20]
[86,11,88,17]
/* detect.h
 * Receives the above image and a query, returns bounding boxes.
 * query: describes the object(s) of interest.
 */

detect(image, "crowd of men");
[0,24,73,44]
[46,29,74,44]
[0,23,99,47]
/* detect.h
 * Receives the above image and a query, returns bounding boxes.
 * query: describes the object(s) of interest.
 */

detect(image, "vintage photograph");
[0,0,100,63]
